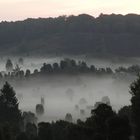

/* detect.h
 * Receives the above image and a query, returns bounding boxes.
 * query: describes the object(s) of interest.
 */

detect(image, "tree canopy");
[0,14,140,56]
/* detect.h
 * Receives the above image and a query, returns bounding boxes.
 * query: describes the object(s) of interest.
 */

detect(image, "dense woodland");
[0,14,140,56]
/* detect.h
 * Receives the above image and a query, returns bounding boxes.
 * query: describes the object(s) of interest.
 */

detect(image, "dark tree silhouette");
[70,59,76,67]
[86,103,115,140]
[33,69,39,76]
[0,72,3,79]
[40,63,53,74]
[36,104,44,116]
[25,69,31,78]
[0,82,22,125]
[51,120,69,140]
[118,106,132,121]
[130,75,140,140]
[65,113,73,123]
[60,60,68,70]
[16,132,28,140]
[38,122,53,140]
[5,59,13,72]
[107,116,131,140]
[91,104,115,123]
[25,123,37,140]
[90,65,96,72]
[53,63,59,72]
[0,123,12,140]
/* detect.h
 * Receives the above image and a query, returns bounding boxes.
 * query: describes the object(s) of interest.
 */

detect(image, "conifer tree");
[0,82,22,125]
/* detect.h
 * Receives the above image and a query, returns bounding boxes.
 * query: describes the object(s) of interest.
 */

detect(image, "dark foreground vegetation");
[1,14,140,56]
[1,74,140,140]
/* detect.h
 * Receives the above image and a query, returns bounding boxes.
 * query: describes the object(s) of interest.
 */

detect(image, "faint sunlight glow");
[0,0,140,21]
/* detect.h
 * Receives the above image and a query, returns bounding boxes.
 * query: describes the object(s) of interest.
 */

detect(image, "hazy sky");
[0,0,140,21]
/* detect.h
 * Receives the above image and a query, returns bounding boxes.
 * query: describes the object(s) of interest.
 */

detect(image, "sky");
[0,0,140,21]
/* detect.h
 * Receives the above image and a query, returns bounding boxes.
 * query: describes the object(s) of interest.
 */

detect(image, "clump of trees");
[1,59,140,84]
[115,65,140,75]
[65,113,73,123]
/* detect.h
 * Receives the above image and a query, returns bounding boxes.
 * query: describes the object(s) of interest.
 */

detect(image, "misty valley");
[1,2,140,139]
[0,57,138,122]
[1,54,140,140]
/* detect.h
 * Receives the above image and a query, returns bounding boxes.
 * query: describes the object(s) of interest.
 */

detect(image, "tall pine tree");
[0,82,22,125]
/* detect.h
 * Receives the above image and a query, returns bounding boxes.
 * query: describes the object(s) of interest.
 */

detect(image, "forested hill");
[1,13,140,57]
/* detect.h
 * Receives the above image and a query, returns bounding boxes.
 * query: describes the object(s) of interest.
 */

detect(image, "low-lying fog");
[0,56,139,122]
[15,75,133,122]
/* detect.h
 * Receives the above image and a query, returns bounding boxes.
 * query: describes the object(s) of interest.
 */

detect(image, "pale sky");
[0,0,140,21]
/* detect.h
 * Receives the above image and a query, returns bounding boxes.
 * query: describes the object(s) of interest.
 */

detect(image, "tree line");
[2,58,140,82]
[0,14,140,56]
